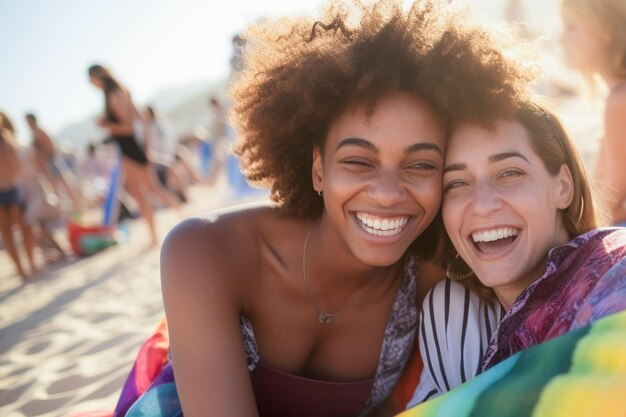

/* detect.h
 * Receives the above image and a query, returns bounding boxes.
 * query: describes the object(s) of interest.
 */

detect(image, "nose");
[468,180,502,216]
[368,169,407,207]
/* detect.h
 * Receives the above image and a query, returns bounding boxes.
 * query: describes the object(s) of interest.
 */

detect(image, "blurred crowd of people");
[0,85,239,281]
[0,27,259,282]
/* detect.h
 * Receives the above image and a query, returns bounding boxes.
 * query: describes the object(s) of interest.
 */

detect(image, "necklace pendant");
[318,312,333,324]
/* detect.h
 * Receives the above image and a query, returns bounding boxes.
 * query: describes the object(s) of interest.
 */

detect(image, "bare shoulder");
[160,202,284,292]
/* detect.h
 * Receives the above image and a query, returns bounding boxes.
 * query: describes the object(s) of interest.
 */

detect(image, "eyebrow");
[336,137,443,156]
[336,138,378,153]
[405,142,444,157]
[488,151,530,164]
[443,151,530,174]
[443,162,466,174]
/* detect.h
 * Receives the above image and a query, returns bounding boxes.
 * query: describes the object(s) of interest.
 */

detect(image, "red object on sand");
[67,222,117,256]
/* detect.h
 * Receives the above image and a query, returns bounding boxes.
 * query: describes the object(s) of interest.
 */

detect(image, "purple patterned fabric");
[481,227,626,371]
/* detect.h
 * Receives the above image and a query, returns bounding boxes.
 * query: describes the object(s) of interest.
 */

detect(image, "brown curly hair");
[230,0,536,221]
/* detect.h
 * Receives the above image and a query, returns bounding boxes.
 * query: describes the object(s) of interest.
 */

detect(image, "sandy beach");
[0,184,268,417]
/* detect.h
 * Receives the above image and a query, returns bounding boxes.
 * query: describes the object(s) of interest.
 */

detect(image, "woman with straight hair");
[409,101,626,405]
[88,65,181,246]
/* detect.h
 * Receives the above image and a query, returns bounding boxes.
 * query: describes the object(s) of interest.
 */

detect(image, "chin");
[360,251,404,268]
[473,269,511,289]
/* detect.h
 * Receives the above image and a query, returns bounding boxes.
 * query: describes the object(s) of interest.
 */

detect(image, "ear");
[312,146,324,193]
[556,164,575,209]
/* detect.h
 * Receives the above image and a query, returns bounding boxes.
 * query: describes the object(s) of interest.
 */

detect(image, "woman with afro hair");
[156,1,533,416]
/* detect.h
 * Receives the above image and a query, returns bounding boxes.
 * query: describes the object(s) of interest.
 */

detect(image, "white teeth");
[472,227,519,243]
[355,212,409,236]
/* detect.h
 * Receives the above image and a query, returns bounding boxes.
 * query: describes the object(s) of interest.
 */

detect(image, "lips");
[355,212,409,237]
[471,227,520,254]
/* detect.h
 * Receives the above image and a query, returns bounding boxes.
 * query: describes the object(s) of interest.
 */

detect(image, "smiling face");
[442,120,574,308]
[312,91,445,267]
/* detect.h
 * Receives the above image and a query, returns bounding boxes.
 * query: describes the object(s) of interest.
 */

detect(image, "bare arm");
[596,90,626,223]
[160,215,259,417]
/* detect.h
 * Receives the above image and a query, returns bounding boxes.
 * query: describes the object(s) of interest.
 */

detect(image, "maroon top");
[250,361,374,417]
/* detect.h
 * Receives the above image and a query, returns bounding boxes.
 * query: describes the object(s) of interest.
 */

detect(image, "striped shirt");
[406,279,503,407]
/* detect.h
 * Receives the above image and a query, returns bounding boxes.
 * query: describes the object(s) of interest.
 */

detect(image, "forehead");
[326,92,445,149]
[447,120,534,159]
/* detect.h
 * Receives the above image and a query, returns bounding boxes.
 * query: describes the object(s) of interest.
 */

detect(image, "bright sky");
[1,0,560,144]
[0,0,324,143]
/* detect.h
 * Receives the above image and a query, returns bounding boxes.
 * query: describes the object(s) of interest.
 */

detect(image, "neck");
[495,228,572,311]
[494,283,525,311]
[492,258,547,311]
[305,219,403,294]
[494,294,512,312]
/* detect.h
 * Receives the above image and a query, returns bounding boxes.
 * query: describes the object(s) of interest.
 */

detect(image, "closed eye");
[341,159,374,168]
[406,162,438,171]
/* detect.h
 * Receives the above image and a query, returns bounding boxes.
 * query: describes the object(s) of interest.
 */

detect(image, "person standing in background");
[143,105,180,203]
[560,0,626,226]
[0,111,39,280]
[143,105,173,161]
[88,64,181,246]
[25,113,84,214]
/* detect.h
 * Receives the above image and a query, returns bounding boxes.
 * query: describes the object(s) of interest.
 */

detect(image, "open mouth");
[355,212,409,237]
[471,227,520,254]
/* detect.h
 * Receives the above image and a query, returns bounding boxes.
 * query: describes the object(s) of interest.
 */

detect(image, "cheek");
[324,169,364,195]
[414,177,443,211]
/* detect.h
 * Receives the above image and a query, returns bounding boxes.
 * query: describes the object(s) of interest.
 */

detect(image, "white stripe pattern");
[407,279,503,407]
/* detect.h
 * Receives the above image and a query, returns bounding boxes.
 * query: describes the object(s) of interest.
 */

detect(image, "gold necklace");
[302,223,385,324]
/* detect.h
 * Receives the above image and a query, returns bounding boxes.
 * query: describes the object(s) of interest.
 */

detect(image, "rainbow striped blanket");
[396,309,626,417]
